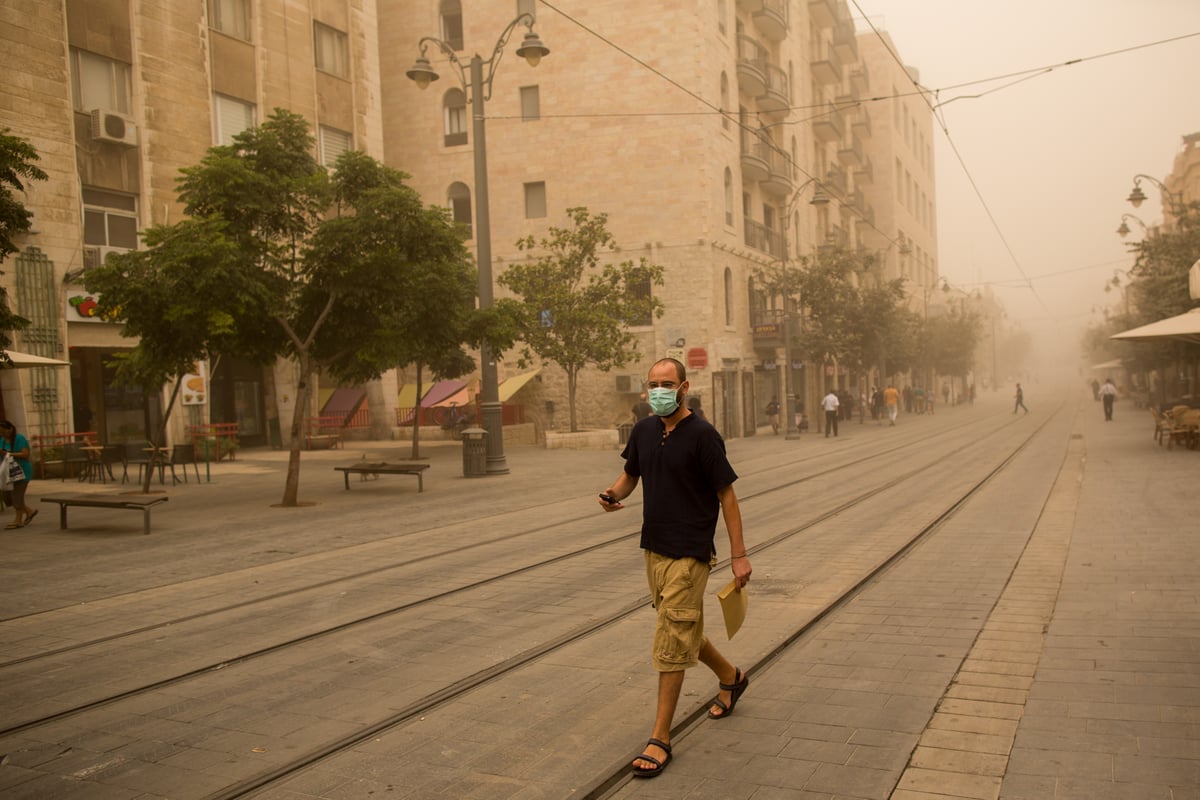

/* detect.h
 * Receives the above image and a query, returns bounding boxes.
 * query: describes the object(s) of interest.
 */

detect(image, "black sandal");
[631,738,672,778]
[708,667,749,719]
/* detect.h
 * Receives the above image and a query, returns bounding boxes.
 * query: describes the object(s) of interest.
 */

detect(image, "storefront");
[209,357,269,448]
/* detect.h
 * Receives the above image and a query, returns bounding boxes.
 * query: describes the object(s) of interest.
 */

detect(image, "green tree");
[920,309,981,388]
[91,110,485,505]
[0,129,45,349]
[790,247,861,382]
[499,207,663,432]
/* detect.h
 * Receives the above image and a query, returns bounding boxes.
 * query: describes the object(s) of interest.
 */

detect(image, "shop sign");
[65,290,117,323]
[687,347,708,368]
[180,361,208,406]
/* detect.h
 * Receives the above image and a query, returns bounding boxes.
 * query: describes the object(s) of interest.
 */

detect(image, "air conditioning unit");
[615,375,639,393]
[89,109,138,146]
[82,246,129,271]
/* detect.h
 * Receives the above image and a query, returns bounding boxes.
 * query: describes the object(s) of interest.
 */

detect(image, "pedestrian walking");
[822,389,840,437]
[1098,378,1118,421]
[0,420,37,529]
[632,392,652,422]
[765,397,780,434]
[598,357,751,779]
[1013,383,1029,414]
[884,383,900,425]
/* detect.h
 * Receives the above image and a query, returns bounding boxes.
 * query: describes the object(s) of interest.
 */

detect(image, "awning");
[420,379,467,407]
[1,350,71,368]
[1112,308,1200,345]
[498,369,540,402]
[1089,359,1125,371]
[397,384,420,409]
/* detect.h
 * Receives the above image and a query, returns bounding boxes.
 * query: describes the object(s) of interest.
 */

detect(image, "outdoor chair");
[60,443,91,481]
[99,443,124,482]
[122,441,152,483]
[169,444,200,485]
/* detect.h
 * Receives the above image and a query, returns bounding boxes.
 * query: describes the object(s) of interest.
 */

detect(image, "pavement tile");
[918,728,1014,756]
[909,745,1007,776]
[896,766,1001,799]
[928,713,1019,738]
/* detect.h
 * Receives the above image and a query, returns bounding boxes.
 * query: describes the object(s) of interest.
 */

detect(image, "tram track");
[0,405,1052,798]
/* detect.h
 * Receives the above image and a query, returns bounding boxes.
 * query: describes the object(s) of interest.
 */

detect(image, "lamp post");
[1126,174,1183,218]
[1115,213,1147,238]
[778,179,829,438]
[407,14,550,476]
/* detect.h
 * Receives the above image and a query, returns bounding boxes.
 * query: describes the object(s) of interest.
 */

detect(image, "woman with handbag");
[0,420,37,528]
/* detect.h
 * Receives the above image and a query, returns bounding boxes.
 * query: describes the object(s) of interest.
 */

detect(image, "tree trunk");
[281,354,311,507]
[409,363,423,460]
[567,367,578,433]
[141,375,184,494]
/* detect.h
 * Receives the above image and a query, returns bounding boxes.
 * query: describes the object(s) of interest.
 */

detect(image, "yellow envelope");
[717,580,748,639]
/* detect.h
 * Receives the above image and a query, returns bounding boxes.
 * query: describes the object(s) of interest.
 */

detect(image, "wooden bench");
[304,416,344,450]
[41,494,169,536]
[334,462,429,492]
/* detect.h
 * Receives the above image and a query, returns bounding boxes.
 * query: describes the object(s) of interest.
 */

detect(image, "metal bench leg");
[344,472,351,490]
[417,473,423,493]
[58,503,68,530]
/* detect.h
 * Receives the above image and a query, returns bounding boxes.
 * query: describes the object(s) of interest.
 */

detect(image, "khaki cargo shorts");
[644,550,714,672]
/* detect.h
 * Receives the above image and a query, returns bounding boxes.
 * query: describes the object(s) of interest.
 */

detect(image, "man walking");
[884,382,900,426]
[765,396,780,434]
[1098,378,1118,421]
[1014,383,1028,414]
[822,388,840,437]
[599,358,752,779]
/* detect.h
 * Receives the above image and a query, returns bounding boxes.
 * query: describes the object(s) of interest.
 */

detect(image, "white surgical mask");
[648,387,681,417]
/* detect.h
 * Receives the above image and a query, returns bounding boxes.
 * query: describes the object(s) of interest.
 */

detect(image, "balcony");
[762,145,794,198]
[849,63,869,97]
[824,164,848,196]
[854,156,873,185]
[811,42,843,86]
[832,13,858,63]
[852,106,871,137]
[759,63,790,115]
[752,0,788,42]
[740,130,771,182]
[811,102,844,143]
[809,0,837,29]
[837,131,864,167]
[736,34,768,98]
[744,219,783,258]
[850,188,866,214]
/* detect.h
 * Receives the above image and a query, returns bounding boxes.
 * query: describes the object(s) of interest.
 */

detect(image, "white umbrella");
[1111,308,1200,346]
[1,350,71,368]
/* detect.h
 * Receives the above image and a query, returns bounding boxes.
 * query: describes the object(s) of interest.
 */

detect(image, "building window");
[520,86,540,121]
[517,0,536,19]
[720,72,730,130]
[443,89,467,146]
[213,94,256,145]
[314,22,349,77]
[71,49,132,113]
[209,0,250,40]
[627,271,653,326]
[448,182,472,237]
[724,168,733,226]
[82,188,139,249]
[724,267,733,326]
[319,125,352,167]
[524,182,547,218]
[718,0,727,34]
[440,0,464,51]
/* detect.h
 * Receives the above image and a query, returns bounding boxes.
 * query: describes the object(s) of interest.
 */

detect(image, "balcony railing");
[736,34,768,98]
[811,41,843,85]
[740,129,771,182]
[751,0,788,41]
[811,102,844,142]
[759,63,790,114]
[744,219,783,257]
[833,13,858,62]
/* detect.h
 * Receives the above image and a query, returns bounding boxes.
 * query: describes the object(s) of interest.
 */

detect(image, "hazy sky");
[854,0,1200,370]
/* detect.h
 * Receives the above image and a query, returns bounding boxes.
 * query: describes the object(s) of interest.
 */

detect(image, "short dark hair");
[651,357,686,383]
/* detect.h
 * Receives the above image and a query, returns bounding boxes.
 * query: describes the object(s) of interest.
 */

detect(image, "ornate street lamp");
[1115,213,1147,238]
[407,14,550,475]
[1126,174,1183,216]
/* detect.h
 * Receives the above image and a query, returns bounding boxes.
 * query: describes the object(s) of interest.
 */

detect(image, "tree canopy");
[90,109,488,504]
[499,207,663,432]
[0,129,44,349]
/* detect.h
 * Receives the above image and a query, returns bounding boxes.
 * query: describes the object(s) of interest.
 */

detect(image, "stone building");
[0,0,937,449]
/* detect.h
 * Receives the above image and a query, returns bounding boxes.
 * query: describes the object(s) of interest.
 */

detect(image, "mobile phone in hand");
[599,493,618,504]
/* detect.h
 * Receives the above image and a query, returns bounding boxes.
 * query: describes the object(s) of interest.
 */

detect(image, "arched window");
[443,88,467,147]
[439,0,463,51]
[724,267,734,326]
[724,167,733,226]
[448,182,472,238]
[720,72,730,130]
[717,0,727,33]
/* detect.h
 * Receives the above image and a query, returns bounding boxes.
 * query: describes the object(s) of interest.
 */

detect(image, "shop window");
[444,89,467,146]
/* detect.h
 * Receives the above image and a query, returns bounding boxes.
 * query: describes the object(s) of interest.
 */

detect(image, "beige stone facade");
[1,0,938,447]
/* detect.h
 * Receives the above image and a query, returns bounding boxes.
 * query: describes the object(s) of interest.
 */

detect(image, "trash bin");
[462,427,487,477]
[617,422,633,445]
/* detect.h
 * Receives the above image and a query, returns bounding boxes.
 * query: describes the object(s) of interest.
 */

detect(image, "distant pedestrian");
[632,392,652,422]
[903,385,913,414]
[884,383,900,426]
[686,395,706,422]
[822,389,840,437]
[1091,379,1101,401]
[765,397,780,434]
[1098,378,1118,421]
[1013,383,1028,414]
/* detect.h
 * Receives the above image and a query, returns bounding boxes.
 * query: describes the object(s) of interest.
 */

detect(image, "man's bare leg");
[698,638,739,717]
[633,670,684,770]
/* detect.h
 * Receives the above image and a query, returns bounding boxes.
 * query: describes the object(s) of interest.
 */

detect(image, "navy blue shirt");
[621,413,738,562]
